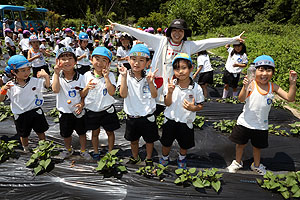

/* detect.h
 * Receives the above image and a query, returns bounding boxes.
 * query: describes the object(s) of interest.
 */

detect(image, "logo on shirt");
[103,88,107,96]
[68,90,76,97]
[35,98,43,106]
[267,98,273,105]
[237,58,243,63]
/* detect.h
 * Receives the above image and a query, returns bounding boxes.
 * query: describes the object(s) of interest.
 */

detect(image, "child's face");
[255,66,273,85]
[121,38,129,47]
[233,44,242,53]
[15,67,31,80]
[91,55,110,72]
[171,28,184,44]
[31,41,40,49]
[58,54,76,72]
[80,40,88,48]
[129,56,150,73]
[173,60,193,81]
[6,32,13,38]
[66,32,72,37]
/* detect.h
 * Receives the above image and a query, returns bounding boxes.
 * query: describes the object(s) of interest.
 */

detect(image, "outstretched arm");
[274,70,297,102]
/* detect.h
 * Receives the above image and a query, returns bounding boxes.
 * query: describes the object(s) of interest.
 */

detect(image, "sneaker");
[126,156,141,165]
[60,149,74,159]
[227,160,243,173]
[177,158,187,169]
[145,158,153,166]
[80,151,92,160]
[159,157,169,167]
[251,163,267,175]
[23,146,32,153]
[91,152,101,161]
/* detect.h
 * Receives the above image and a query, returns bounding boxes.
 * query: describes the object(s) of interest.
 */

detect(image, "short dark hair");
[256,65,275,73]
[58,52,77,61]
[172,58,192,70]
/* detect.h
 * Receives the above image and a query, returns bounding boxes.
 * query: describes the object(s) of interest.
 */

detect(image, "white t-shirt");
[76,47,91,66]
[14,21,22,32]
[53,71,84,113]
[164,79,204,128]
[29,48,46,67]
[18,33,23,41]
[225,47,248,74]
[83,71,116,112]
[197,54,213,73]
[5,36,15,47]
[19,38,30,51]
[117,70,156,117]
[60,37,73,47]
[7,77,45,115]
[116,47,130,65]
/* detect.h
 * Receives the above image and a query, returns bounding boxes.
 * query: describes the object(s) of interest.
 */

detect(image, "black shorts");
[76,65,91,75]
[229,125,268,149]
[222,70,240,88]
[198,70,213,85]
[59,112,86,138]
[125,114,159,143]
[160,118,194,150]
[7,47,16,57]
[22,50,29,58]
[14,108,49,138]
[32,65,50,78]
[85,105,120,132]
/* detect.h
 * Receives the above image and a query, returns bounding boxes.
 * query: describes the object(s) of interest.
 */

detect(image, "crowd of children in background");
[0,19,297,176]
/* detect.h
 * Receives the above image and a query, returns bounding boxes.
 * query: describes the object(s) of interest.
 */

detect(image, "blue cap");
[172,53,192,66]
[7,55,30,70]
[253,55,275,68]
[129,44,150,58]
[56,46,75,59]
[91,47,112,61]
[5,66,11,74]
[78,32,88,40]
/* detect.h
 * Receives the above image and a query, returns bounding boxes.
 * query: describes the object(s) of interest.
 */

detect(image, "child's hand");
[242,75,251,89]
[146,68,158,83]
[183,98,196,111]
[86,79,96,90]
[107,19,116,29]
[289,70,297,83]
[3,81,14,90]
[167,78,175,94]
[102,67,109,78]
[34,54,41,59]
[74,103,83,114]
[37,69,49,78]
[118,64,127,76]
[54,59,63,74]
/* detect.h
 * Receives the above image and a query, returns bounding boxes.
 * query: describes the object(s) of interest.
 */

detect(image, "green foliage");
[117,109,126,121]
[215,97,241,104]
[46,108,60,123]
[213,120,237,134]
[289,122,300,136]
[137,12,169,29]
[212,73,223,87]
[193,116,205,129]
[0,102,13,121]
[95,149,127,176]
[26,140,61,175]
[0,140,19,163]
[174,168,223,193]
[156,112,165,129]
[136,164,167,180]
[268,124,289,137]
[257,171,300,199]
[272,99,287,109]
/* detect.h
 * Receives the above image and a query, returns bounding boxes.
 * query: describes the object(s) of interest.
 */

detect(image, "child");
[27,35,51,77]
[0,66,13,87]
[222,42,248,98]
[160,53,204,169]
[17,28,23,41]
[75,32,91,75]
[110,19,244,113]
[227,55,297,175]
[0,55,50,152]
[86,29,94,54]
[4,28,16,57]
[19,30,31,58]
[52,47,90,160]
[116,33,132,70]
[117,44,159,166]
[193,50,213,98]
[80,47,120,160]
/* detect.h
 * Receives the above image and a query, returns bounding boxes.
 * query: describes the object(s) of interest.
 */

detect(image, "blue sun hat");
[253,55,275,68]
[78,32,88,40]
[7,55,31,71]
[92,47,112,61]
[56,46,75,59]
[5,66,11,74]
[129,44,150,58]
[172,53,193,66]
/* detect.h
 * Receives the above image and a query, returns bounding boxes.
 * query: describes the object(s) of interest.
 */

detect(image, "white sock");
[222,89,229,99]
[178,154,186,161]
[233,91,238,97]
[162,155,169,160]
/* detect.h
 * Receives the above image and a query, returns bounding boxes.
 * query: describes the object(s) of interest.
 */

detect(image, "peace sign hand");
[146,68,158,83]
[167,77,175,94]
[118,64,127,77]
